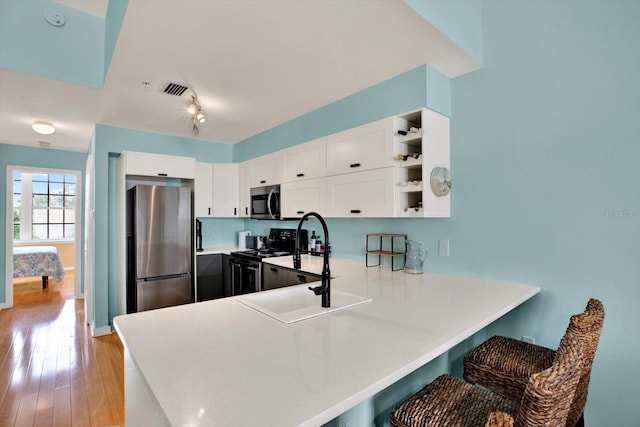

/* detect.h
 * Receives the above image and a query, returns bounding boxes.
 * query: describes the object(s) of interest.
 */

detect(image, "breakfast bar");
[113,257,540,426]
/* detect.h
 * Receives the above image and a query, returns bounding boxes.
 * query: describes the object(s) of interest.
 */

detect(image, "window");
[13,171,77,241]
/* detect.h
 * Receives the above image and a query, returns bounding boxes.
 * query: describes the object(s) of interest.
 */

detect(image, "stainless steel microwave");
[250,185,280,220]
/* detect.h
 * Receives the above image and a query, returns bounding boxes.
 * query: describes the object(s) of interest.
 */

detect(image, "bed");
[13,246,65,289]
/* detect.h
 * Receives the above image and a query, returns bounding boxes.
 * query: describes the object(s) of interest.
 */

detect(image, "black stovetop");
[230,228,308,262]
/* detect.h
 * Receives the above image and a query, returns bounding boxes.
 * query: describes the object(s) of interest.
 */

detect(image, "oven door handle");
[267,189,275,219]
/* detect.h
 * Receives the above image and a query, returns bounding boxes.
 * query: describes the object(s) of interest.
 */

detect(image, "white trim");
[5,165,83,307]
[91,324,112,337]
[13,239,76,246]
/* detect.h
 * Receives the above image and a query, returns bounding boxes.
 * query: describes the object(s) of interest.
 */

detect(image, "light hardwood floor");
[0,273,124,426]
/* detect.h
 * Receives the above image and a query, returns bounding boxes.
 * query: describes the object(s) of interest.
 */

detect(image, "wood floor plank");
[0,273,124,427]
[14,392,37,427]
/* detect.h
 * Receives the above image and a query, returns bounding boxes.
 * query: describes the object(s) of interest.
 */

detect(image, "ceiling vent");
[162,82,189,96]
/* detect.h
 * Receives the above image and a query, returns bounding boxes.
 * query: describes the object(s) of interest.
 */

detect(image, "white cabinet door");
[326,118,395,176]
[326,168,395,218]
[123,151,196,179]
[195,162,213,217]
[251,151,284,187]
[281,178,326,218]
[282,138,326,182]
[238,160,252,217]
[212,163,239,217]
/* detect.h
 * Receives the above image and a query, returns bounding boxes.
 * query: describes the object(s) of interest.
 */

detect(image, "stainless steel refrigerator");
[126,185,193,313]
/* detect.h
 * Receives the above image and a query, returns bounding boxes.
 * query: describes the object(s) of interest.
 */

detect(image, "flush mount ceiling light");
[187,96,205,135]
[32,120,56,135]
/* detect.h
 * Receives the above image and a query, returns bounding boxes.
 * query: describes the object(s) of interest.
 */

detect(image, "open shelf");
[365,233,406,271]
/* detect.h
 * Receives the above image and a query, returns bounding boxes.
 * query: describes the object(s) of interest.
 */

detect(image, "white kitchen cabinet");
[282,138,326,182]
[281,178,326,218]
[212,163,239,217]
[251,151,284,187]
[238,160,252,217]
[394,108,450,218]
[195,162,213,217]
[326,168,396,218]
[122,151,195,179]
[326,118,395,176]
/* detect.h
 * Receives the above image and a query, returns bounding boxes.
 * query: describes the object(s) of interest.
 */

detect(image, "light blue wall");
[104,0,129,77]
[0,143,87,303]
[199,218,246,248]
[0,0,105,88]
[91,125,234,326]
[241,1,640,425]
[448,1,640,424]
[233,64,451,162]
[404,0,484,66]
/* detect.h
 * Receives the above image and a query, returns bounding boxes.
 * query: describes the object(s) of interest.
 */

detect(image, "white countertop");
[195,246,240,256]
[114,257,540,427]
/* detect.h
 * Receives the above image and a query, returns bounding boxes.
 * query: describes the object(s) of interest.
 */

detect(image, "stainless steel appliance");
[228,228,308,295]
[126,185,193,313]
[250,185,280,220]
[196,219,203,252]
[246,235,267,250]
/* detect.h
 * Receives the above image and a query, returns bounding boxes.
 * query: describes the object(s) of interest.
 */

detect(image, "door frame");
[4,165,83,308]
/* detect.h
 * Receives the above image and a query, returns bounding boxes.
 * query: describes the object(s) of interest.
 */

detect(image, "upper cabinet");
[251,151,284,187]
[394,108,450,218]
[195,162,240,218]
[326,118,395,176]
[195,162,214,217]
[282,137,326,183]
[238,160,252,217]
[212,163,240,217]
[122,151,195,179]
[233,107,449,219]
[326,168,395,218]
[281,178,327,218]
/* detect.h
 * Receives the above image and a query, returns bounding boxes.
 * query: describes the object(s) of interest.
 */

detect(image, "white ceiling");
[0,0,479,153]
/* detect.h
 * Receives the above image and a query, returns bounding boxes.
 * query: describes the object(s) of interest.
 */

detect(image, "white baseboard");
[91,324,113,337]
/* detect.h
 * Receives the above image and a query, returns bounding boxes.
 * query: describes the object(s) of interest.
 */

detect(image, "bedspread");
[13,246,65,282]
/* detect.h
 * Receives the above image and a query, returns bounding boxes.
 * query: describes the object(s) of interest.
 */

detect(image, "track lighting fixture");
[187,95,205,135]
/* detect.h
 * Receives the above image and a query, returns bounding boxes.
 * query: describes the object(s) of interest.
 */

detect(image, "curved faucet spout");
[294,212,331,308]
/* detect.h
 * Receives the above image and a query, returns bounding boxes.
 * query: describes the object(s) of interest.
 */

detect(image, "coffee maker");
[196,219,203,251]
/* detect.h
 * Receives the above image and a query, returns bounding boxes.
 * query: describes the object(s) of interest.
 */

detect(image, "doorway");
[4,165,83,308]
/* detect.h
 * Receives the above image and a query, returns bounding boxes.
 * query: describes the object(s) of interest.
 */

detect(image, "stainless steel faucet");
[294,212,331,307]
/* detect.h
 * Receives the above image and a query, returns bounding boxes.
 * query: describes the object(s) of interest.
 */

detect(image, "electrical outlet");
[521,335,535,344]
[213,228,218,236]
[438,239,450,257]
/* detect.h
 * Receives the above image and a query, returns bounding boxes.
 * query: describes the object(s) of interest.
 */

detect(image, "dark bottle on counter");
[310,230,317,252]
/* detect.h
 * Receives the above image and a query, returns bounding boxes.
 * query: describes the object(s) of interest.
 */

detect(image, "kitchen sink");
[237,285,372,324]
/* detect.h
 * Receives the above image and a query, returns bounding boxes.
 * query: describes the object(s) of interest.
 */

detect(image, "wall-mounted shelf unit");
[394,108,450,218]
[365,233,407,271]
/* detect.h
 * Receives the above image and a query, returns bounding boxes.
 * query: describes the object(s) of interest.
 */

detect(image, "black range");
[229,228,308,295]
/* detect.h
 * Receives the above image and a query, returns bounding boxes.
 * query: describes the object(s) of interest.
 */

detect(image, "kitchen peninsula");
[113,257,539,426]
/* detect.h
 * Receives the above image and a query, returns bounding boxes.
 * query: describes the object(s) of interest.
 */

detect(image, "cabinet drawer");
[326,168,395,218]
[326,118,394,176]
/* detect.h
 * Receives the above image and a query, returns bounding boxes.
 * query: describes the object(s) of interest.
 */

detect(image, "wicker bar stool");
[463,299,604,427]
[390,334,584,427]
